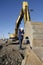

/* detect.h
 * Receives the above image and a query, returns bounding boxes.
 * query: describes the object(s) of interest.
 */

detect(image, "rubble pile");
[0,44,23,65]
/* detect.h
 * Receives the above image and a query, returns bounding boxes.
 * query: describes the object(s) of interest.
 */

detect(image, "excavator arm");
[9,1,31,39]
[15,9,24,36]
[15,1,31,37]
[9,9,24,39]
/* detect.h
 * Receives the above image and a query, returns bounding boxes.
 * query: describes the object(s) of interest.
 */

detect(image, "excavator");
[9,1,31,41]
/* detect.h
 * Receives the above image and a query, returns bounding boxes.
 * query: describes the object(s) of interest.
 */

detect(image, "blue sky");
[0,0,43,38]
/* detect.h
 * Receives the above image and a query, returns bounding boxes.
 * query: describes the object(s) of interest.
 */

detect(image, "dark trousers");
[19,36,23,49]
[19,39,22,49]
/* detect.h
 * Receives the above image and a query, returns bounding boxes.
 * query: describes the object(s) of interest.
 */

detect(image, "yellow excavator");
[9,1,31,41]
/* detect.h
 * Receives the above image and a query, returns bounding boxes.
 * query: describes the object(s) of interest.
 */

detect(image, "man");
[18,28,24,49]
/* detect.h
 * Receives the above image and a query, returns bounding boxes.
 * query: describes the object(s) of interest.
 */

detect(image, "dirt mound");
[0,44,23,65]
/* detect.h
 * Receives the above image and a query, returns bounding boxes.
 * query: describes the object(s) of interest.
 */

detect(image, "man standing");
[18,28,24,49]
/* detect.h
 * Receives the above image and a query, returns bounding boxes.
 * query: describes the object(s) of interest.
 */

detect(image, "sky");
[0,0,43,38]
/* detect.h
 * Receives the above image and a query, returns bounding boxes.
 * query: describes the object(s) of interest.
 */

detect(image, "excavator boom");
[9,1,31,39]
